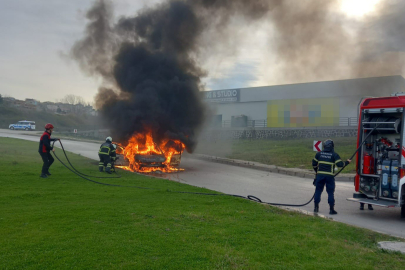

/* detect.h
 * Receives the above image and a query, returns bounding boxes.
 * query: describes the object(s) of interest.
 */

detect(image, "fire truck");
[347,93,405,218]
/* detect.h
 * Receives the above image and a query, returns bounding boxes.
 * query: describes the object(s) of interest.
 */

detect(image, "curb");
[188,154,354,182]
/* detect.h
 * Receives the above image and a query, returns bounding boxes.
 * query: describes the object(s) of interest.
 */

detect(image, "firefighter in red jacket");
[38,123,59,178]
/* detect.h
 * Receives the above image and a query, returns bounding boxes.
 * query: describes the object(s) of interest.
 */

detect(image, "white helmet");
[106,136,112,142]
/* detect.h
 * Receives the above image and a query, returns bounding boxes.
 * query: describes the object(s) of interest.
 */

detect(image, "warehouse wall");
[204,76,405,127]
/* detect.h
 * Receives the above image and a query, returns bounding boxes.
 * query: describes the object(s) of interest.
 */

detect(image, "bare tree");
[60,94,87,105]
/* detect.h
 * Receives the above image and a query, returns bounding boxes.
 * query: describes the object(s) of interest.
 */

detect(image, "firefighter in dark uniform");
[312,139,351,215]
[99,136,114,173]
[38,123,59,178]
[110,144,117,172]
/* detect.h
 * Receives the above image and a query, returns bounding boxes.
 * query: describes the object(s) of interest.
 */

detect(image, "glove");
[313,178,316,186]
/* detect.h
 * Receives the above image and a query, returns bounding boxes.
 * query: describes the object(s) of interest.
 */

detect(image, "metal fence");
[220,117,358,128]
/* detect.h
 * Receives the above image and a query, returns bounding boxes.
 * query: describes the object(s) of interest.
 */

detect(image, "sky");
[0,0,387,103]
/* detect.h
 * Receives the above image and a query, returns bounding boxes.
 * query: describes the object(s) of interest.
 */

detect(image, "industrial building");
[203,76,405,128]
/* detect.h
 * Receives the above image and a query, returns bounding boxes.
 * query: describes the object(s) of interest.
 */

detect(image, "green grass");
[1,138,404,269]
[196,138,358,173]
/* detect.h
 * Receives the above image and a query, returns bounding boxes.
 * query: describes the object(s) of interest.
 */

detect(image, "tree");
[60,94,86,105]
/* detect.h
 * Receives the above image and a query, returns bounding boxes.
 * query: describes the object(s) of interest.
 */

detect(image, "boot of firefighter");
[110,162,115,172]
[368,204,374,210]
[314,203,319,213]
[360,203,365,210]
[105,163,112,174]
[329,205,338,215]
[99,162,104,172]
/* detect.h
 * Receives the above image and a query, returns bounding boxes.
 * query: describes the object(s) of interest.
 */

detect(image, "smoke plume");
[71,0,275,151]
[72,0,405,150]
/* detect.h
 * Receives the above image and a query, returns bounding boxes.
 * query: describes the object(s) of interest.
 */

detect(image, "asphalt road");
[1,128,404,239]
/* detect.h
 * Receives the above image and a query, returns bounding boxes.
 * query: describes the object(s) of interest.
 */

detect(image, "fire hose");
[52,140,121,179]
[50,123,382,208]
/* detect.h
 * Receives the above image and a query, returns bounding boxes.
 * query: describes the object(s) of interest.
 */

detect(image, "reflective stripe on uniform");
[99,146,111,155]
[335,159,345,168]
[313,158,318,162]
[317,171,335,176]
[318,161,334,165]
[318,161,335,174]
[335,159,342,164]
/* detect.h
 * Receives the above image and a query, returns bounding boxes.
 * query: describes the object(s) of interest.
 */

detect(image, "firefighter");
[312,139,351,215]
[38,123,59,178]
[98,136,114,173]
[110,144,117,172]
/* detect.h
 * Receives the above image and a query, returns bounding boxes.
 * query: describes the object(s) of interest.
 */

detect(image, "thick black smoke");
[74,0,209,152]
[72,0,272,152]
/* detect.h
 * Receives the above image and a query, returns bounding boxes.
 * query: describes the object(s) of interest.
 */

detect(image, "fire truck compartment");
[346,197,398,208]
[356,107,403,200]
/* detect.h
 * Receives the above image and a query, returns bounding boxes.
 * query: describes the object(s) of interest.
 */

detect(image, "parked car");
[9,120,36,131]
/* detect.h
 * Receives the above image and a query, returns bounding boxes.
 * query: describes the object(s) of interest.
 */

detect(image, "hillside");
[0,104,105,132]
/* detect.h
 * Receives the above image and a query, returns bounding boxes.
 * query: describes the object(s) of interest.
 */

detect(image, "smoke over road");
[71,0,405,150]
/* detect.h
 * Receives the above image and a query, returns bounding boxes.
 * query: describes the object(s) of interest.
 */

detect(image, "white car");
[9,120,36,130]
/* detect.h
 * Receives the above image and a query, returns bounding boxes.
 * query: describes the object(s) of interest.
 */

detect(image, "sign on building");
[204,89,240,103]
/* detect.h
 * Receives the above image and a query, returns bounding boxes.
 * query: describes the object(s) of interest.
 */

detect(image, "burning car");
[115,131,184,173]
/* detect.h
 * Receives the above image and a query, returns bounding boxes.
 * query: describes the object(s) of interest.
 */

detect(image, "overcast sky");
[0,0,385,103]
[0,0,162,103]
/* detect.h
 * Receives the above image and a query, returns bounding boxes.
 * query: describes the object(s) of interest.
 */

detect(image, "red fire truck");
[347,93,405,218]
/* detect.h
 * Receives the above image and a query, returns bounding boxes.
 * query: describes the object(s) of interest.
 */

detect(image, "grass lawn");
[1,137,404,269]
[195,137,358,173]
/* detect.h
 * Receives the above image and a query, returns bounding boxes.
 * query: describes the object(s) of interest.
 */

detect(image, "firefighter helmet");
[324,139,334,150]
[106,136,112,142]
[45,123,54,130]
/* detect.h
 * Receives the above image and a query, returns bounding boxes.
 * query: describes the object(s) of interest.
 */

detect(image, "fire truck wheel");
[401,205,405,219]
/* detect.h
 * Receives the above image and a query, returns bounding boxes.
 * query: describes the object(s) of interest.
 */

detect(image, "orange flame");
[116,130,185,173]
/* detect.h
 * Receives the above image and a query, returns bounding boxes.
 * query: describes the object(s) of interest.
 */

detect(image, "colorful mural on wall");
[267,98,340,127]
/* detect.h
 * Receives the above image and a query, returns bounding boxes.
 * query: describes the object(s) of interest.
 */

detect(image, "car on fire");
[114,137,183,172]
